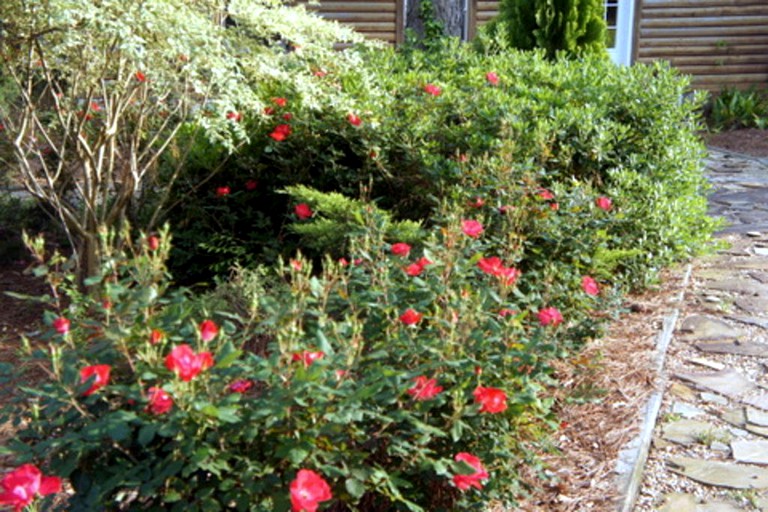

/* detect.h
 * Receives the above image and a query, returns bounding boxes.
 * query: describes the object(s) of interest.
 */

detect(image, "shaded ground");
[705,129,768,158]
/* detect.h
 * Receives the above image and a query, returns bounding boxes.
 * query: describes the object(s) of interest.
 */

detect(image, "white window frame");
[607,0,635,65]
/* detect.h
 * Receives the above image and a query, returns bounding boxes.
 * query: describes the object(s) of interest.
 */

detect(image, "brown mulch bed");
[704,128,768,158]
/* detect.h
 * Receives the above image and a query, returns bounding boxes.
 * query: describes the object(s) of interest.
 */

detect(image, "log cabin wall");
[296,0,405,45]
[634,0,768,92]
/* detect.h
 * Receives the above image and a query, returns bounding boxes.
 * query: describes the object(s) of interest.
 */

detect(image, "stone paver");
[634,150,768,511]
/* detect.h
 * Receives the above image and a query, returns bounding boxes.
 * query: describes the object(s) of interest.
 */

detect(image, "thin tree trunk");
[406,0,466,40]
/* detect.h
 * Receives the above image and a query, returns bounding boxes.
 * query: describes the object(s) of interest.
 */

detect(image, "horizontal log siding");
[468,0,501,39]
[636,0,768,91]
[296,0,403,44]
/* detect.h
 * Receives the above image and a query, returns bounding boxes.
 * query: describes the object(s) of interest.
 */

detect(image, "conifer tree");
[485,0,607,58]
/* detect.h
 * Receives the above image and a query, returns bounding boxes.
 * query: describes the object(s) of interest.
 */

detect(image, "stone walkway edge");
[616,264,693,512]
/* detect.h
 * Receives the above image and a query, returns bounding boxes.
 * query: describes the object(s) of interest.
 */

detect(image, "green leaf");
[138,423,159,447]
[214,341,242,369]
[345,477,366,499]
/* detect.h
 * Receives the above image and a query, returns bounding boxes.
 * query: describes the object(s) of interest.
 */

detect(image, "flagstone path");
[631,150,768,511]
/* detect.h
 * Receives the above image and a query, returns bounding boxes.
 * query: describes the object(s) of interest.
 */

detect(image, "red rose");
[79,364,111,396]
[264,106,275,116]
[149,329,164,345]
[216,186,230,197]
[596,196,612,211]
[147,235,160,251]
[498,308,515,317]
[290,259,303,271]
[582,276,600,296]
[292,350,325,368]
[228,379,253,393]
[199,319,219,342]
[0,464,62,512]
[272,97,287,107]
[282,113,293,121]
[52,316,70,335]
[407,376,443,401]
[245,179,258,191]
[146,386,173,415]
[477,256,504,276]
[423,84,442,96]
[290,469,332,512]
[537,306,563,326]
[485,72,499,86]
[461,219,483,238]
[226,111,242,122]
[295,203,313,220]
[347,113,362,127]
[537,189,555,200]
[469,196,485,208]
[269,124,292,142]
[399,308,423,326]
[452,453,489,491]
[390,243,411,257]
[405,257,432,276]
[135,71,147,83]
[473,386,507,413]
[165,344,214,382]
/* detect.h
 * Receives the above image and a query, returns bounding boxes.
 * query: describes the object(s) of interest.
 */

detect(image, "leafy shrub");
[709,87,768,131]
[165,40,716,288]
[2,211,614,510]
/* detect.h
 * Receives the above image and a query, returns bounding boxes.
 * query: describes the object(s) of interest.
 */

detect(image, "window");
[605,0,635,65]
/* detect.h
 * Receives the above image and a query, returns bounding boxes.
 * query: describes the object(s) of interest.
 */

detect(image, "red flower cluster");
[165,344,214,382]
[146,386,173,415]
[79,364,111,396]
[407,376,443,401]
[477,257,521,286]
[0,464,62,512]
[399,308,423,326]
[473,385,507,413]
[461,219,484,238]
[537,306,563,327]
[405,257,432,277]
[452,453,488,491]
[290,469,332,512]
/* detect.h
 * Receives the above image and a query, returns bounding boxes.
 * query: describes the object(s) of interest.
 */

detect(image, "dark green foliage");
[483,0,607,58]
[709,87,768,130]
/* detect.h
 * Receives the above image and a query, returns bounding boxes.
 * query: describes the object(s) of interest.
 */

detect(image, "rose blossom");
[596,196,613,211]
[199,319,219,342]
[582,276,600,296]
[537,306,563,327]
[423,83,442,96]
[147,235,160,251]
[289,469,332,512]
[269,124,292,141]
[399,308,423,326]
[165,344,214,382]
[216,186,230,197]
[485,72,499,86]
[473,385,508,413]
[53,316,71,335]
[79,364,111,396]
[228,379,253,393]
[461,219,484,238]
[0,464,62,512]
[405,257,432,277]
[347,113,362,126]
[452,453,489,491]
[407,376,443,401]
[146,386,173,415]
[295,203,313,220]
[292,350,325,368]
[390,242,411,257]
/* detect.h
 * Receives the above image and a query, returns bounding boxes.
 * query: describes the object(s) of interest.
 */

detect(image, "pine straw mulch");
[514,265,692,511]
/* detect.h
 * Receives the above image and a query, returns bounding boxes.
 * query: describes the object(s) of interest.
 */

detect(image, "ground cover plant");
[0,1,719,510]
